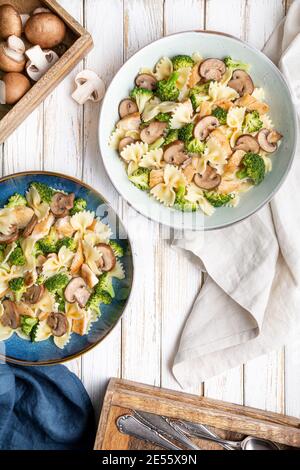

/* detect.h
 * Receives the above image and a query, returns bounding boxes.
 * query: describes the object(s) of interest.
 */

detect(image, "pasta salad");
[109,53,283,215]
[0,182,125,349]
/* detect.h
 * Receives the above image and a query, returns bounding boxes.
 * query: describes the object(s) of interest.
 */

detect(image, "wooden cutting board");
[94,378,300,450]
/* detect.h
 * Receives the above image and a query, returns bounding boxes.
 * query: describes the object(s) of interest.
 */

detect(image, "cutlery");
[169,419,279,450]
[116,415,182,450]
[133,410,200,450]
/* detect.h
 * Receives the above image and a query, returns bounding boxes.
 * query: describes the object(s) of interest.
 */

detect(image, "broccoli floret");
[21,315,38,337]
[156,72,179,102]
[36,274,45,285]
[171,55,194,71]
[109,240,124,258]
[56,237,77,252]
[189,83,210,111]
[55,293,66,313]
[87,282,112,316]
[224,56,250,71]
[155,112,171,123]
[30,182,55,204]
[8,246,26,266]
[186,138,206,155]
[174,185,198,212]
[98,273,115,298]
[163,129,178,146]
[0,244,6,263]
[5,193,27,208]
[44,273,69,297]
[204,191,234,207]
[128,168,150,190]
[9,277,26,301]
[236,152,265,185]
[130,87,153,112]
[70,198,87,215]
[243,111,263,133]
[212,107,228,125]
[30,322,40,342]
[178,123,194,143]
[37,227,58,255]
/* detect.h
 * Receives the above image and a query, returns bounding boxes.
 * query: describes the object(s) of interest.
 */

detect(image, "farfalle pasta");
[0,182,126,349]
[110,53,283,214]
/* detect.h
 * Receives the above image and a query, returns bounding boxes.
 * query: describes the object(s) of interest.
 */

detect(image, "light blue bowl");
[0,172,134,365]
[99,31,297,230]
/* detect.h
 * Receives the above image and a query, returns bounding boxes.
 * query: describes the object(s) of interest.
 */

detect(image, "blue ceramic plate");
[0,172,134,366]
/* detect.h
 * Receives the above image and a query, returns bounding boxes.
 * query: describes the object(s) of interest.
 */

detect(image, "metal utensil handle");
[174,420,236,451]
[116,415,182,450]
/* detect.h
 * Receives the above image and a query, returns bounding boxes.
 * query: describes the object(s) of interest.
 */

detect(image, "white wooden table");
[2,0,299,422]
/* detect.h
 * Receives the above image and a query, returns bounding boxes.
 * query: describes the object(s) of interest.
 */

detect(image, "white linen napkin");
[172,0,300,388]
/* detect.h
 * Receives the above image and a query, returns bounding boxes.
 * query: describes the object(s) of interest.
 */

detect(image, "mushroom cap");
[25,12,66,49]
[23,284,45,304]
[193,165,221,190]
[2,71,30,104]
[257,128,277,153]
[234,134,260,153]
[140,121,168,144]
[64,276,90,308]
[199,58,226,81]
[0,4,22,39]
[193,115,219,141]
[23,214,38,238]
[73,70,105,104]
[117,112,141,131]
[47,311,68,337]
[163,140,188,165]
[25,46,59,81]
[96,243,116,272]
[118,136,135,153]
[135,73,157,90]
[228,70,254,96]
[0,39,25,72]
[50,192,75,218]
[1,300,19,329]
[0,224,19,244]
[118,98,138,118]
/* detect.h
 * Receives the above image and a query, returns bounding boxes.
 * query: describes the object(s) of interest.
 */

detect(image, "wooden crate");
[94,378,300,450]
[0,0,93,142]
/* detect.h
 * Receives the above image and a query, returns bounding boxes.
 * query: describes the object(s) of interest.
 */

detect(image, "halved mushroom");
[64,276,90,308]
[0,224,19,244]
[234,134,260,153]
[135,73,157,90]
[257,128,280,153]
[193,116,219,141]
[118,98,138,118]
[1,300,19,329]
[47,311,68,337]
[199,58,226,82]
[163,140,188,165]
[23,214,38,238]
[118,136,135,153]
[72,70,105,105]
[140,121,167,145]
[25,45,59,81]
[23,284,45,304]
[0,35,26,72]
[50,192,75,218]
[117,112,141,131]
[193,165,221,190]
[228,70,254,97]
[81,263,98,289]
[96,243,116,272]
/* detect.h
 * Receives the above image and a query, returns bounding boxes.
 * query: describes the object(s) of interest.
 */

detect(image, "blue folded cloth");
[0,362,95,450]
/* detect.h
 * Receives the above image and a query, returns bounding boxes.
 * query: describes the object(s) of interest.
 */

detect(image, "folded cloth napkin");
[172,0,300,388]
[0,360,95,450]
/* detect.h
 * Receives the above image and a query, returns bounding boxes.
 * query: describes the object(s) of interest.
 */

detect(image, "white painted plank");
[121,0,163,387]
[244,0,285,48]
[285,339,300,418]
[81,0,124,414]
[164,0,205,34]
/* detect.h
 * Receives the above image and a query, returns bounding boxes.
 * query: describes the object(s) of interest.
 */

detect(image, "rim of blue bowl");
[99,29,298,231]
[0,170,135,366]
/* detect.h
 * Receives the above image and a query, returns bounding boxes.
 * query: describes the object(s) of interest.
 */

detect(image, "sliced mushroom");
[228,70,254,97]
[118,98,138,118]
[234,134,260,153]
[23,214,38,238]
[64,276,90,308]
[50,192,75,218]
[118,136,135,153]
[0,224,19,244]
[116,112,141,131]
[0,35,26,72]
[1,300,19,329]
[47,311,68,337]
[267,130,282,144]
[163,140,188,165]
[199,58,226,81]
[96,243,116,272]
[257,128,280,153]
[25,45,59,81]
[193,116,219,141]
[140,121,167,144]
[135,73,157,90]
[81,263,98,289]
[72,69,105,105]
[194,165,221,190]
[23,284,45,304]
